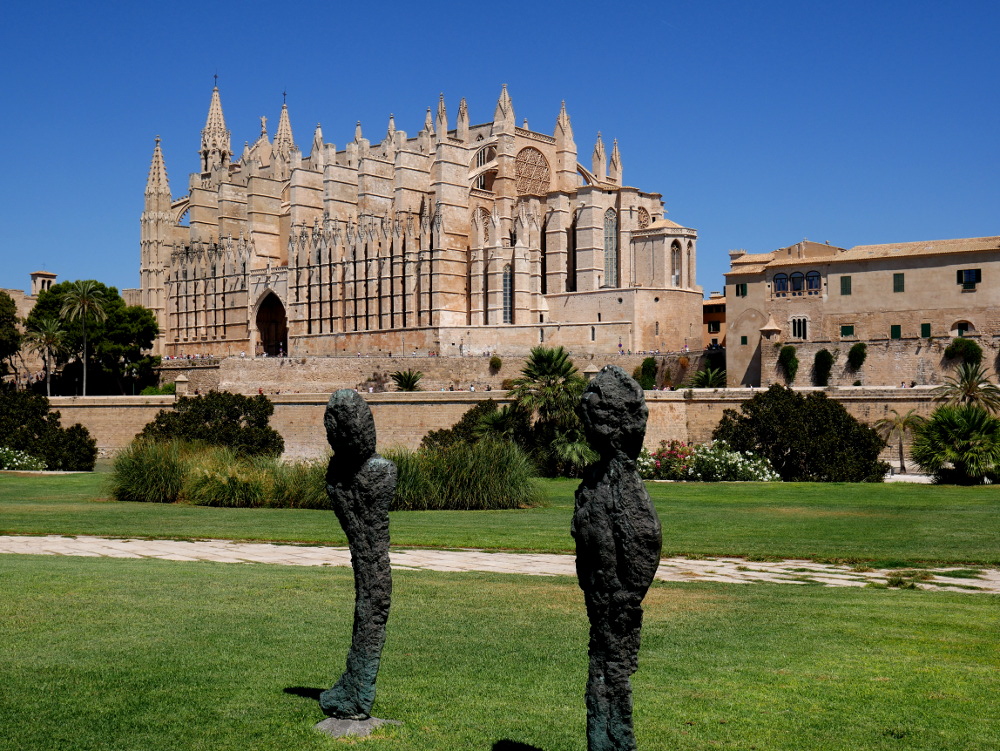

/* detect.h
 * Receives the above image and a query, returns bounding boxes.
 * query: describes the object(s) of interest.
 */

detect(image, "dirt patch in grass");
[752,506,884,518]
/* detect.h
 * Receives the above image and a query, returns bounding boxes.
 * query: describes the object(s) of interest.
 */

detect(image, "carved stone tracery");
[514,147,550,196]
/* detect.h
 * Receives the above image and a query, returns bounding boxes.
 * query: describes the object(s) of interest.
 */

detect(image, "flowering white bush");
[637,448,655,478]
[0,447,47,471]
[684,440,779,482]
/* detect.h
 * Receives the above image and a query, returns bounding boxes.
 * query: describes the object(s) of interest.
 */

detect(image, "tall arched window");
[671,241,681,286]
[502,264,513,324]
[773,273,788,296]
[604,209,618,287]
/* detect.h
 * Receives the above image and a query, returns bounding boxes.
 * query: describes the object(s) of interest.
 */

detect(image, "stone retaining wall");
[51,386,936,462]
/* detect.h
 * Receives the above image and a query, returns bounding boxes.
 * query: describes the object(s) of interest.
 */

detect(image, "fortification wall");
[51,386,937,463]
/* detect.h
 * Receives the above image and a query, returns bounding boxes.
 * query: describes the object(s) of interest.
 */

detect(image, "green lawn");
[2,472,999,565]
[1,555,996,751]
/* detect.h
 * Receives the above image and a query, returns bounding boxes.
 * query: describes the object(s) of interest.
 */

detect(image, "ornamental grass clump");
[267,457,329,509]
[0,447,46,471]
[183,449,269,508]
[108,439,192,503]
[684,440,780,482]
[386,439,543,510]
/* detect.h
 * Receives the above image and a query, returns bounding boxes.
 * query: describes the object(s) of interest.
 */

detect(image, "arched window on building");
[604,209,618,287]
[502,264,513,324]
[790,272,805,296]
[773,273,788,297]
[687,242,694,288]
[671,241,681,287]
[806,270,822,295]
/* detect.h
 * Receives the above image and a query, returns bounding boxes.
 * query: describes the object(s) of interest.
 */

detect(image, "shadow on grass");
[492,741,545,751]
[283,686,323,701]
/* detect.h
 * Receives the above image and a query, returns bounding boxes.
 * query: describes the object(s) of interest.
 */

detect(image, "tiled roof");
[839,236,1000,260]
[731,236,1000,273]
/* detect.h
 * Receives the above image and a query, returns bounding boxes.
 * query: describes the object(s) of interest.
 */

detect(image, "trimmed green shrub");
[0,387,97,470]
[489,355,503,372]
[140,382,176,396]
[847,342,867,370]
[944,337,983,366]
[778,345,799,383]
[813,349,834,386]
[386,439,543,510]
[139,391,284,457]
[714,384,889,482]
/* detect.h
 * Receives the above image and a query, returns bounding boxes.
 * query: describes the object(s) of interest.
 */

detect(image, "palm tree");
[24,317,66,397]
[390,369,423,391]
[60,280,107,396]
[933,362,1000,413]
[511,346,586,428]
[874,408,924,474]
[511,346,591,474]
[911,404,1000,485]
[689,366,727,388]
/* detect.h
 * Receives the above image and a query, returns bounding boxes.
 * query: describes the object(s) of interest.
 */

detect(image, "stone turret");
[435,94,448,142]
[456,98,469,142]
[554,100,578,192]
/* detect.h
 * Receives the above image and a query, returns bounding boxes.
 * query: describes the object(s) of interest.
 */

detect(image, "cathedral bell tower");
[140,136,172,353]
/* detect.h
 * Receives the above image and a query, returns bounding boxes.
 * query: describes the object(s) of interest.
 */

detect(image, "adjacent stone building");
[137,86,702,358]
[725,236,1000,386]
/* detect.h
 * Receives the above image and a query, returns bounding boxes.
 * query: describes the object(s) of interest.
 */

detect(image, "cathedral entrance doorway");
[256,293,288,357]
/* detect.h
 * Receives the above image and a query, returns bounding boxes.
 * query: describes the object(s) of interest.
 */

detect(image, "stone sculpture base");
[314,716,402,738]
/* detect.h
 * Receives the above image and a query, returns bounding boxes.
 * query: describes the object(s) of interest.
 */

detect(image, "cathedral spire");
[146,136,171,196]
[424,107,434,134]
[273,102,295,159]
[493,84,515,133]
[355,121,364,142]
[435,93,448,141]
[592,132,607,183]
[200,85,232,173]
[609,138,622,184]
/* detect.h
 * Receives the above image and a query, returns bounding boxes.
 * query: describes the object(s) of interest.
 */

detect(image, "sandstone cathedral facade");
[139,86,701,357]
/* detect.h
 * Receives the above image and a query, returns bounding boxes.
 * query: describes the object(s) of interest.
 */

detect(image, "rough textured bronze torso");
[320,389,396,720]
[572,366,662,750]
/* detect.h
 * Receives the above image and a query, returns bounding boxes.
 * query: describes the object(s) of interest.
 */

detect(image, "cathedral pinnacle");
[436,93,448,137]
[556,100,573,139]
[493,83,515,130]
[311,124,324,160]
[146,136,171,196]
[200,86,232,173]
[592,132,607,182]
[273,102,296,158]
[609,138,622,184]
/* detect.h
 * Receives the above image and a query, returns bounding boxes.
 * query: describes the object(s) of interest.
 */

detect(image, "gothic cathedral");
[140,86,701,357]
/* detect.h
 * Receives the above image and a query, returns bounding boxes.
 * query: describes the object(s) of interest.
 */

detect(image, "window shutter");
[957,270,964,284]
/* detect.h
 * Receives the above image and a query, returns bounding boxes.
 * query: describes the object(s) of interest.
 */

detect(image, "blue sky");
[2,1,997,299]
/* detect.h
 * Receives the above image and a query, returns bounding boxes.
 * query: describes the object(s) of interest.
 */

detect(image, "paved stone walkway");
[1,535,997,594]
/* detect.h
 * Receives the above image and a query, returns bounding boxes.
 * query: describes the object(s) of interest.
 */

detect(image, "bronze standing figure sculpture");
[320,389,395,720]
[572,366,662,751]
